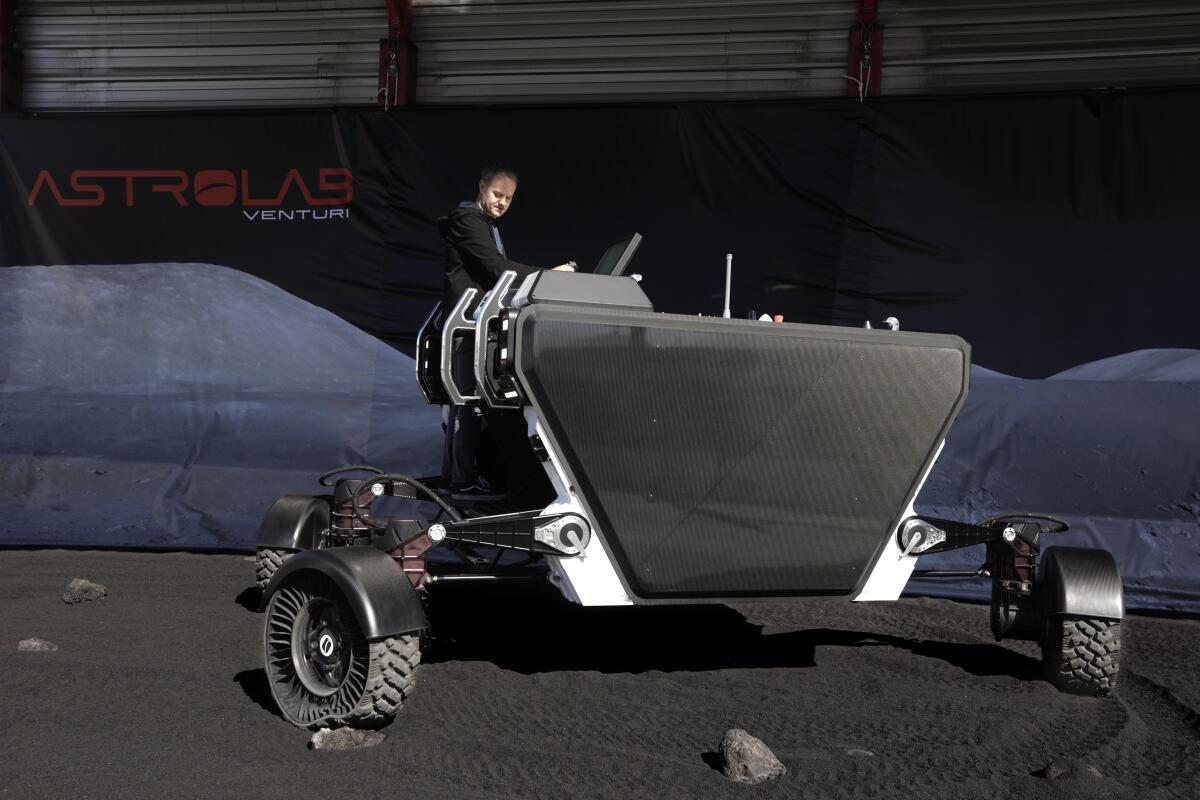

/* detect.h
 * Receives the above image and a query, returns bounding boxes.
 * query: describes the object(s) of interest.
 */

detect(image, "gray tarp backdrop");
[1,91,1197,612]
[0,263,443,549]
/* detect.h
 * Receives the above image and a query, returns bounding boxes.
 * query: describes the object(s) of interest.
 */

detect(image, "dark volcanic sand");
[1,551,1198,800]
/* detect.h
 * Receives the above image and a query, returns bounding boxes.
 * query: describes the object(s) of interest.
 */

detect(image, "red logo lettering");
[193,170,237,207]
[27,168,353,209]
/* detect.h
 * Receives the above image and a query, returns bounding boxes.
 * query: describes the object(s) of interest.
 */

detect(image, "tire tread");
[339,634,420,728]
[1045,617,1121,696]
[254,547,291,590]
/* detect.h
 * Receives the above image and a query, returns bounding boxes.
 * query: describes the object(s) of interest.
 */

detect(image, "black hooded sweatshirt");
[440,202,540,307]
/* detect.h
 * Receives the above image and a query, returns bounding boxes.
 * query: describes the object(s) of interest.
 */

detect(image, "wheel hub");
[292,599,352,697]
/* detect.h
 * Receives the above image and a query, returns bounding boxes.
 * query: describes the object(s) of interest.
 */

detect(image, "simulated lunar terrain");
[2,550,1197,800]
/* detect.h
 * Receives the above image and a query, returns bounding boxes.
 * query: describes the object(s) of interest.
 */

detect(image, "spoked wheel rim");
[265,573,372,727]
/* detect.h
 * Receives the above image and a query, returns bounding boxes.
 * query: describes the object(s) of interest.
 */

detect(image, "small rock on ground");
[720,729,786,784]
[1037,758,1104,781]
[309,728,387,752]
[63,578,107,605]
[18,638,58,652]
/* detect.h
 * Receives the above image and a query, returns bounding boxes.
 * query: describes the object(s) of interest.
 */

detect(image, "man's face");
[477,174,517,219]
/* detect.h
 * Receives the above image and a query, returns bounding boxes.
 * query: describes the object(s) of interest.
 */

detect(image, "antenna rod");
[722,253,732,318]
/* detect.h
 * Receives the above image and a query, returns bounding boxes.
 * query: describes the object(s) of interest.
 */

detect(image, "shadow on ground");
[419,581,1042,680]
[235,586,261,612]
[234,669,286,721]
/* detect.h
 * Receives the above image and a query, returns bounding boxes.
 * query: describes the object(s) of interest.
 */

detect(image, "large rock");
[719,729,786,784]
[63,578,108,604]
[18,638,59,652]
[309,728,387,752]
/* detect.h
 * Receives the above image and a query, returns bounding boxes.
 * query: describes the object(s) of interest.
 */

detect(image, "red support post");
[0,0,21,111]
[846,0,883,100]
[378,0,416,109]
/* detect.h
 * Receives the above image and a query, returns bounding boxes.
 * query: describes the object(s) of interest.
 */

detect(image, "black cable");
[384,474,463,522]
[318,464,383,487]
[975,512,1069,534]
[349,478,389,531]
[348,473,464,531]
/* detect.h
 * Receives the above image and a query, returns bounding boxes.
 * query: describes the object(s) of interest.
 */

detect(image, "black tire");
[1042,616,1120,696]
[264,571,419,729]
[989,582,1010,641]
[254,494,333,591]
[255,547,293,590]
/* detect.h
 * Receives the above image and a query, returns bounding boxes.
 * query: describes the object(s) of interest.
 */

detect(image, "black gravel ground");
[2,550,1198,800]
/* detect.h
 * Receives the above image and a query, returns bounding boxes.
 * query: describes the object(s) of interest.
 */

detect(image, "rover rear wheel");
[1042,616,1120,696]
[254,547,292,590]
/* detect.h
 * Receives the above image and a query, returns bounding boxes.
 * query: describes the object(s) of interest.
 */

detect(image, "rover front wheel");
[264,571,419,729]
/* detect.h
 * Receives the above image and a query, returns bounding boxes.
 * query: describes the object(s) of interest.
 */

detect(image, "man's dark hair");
[480,163,519,185]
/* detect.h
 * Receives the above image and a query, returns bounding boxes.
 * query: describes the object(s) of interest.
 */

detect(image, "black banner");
[3,89,1198,373]
[1,91,1198,612]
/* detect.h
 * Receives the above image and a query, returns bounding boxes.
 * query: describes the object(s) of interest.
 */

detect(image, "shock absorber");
[987,522,1042,641]
[328,478,382,544]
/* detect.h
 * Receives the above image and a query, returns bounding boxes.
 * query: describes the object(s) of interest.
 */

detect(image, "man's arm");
[449,212,541,280]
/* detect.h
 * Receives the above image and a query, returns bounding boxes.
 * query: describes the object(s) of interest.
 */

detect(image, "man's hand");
[551,264,575,272]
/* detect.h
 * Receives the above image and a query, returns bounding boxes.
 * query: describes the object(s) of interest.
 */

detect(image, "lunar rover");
[255,268,1124,730]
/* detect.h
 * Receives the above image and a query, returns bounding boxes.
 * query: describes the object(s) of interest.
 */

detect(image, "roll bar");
[439,287,480,405]
[474,270,520,409]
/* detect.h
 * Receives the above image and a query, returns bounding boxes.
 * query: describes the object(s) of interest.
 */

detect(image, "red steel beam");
[0,0,21,111]
[378,0,416,108]
[846,0,883,99]
[385,0,412,38]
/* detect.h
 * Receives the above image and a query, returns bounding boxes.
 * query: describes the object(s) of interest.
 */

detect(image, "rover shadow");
[234,586,261,612]
[424,581,1042,681]
[234,668,285,720]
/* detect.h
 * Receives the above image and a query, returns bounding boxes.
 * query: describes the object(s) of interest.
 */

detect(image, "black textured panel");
[516,307,969,599]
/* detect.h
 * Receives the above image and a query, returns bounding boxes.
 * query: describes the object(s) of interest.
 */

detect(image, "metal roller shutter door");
[412,0,857,103]
[883,0,1200,95]
[18,0,385,110]
[15,0,1200,109]
[411,0,1200,103]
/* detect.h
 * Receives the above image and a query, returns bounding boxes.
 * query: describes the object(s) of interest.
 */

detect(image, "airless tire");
[264,571,419,728]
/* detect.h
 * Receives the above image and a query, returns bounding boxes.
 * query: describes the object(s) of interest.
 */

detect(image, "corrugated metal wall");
[411,0,1200,103]
[18,0,385,110]
[884,0,1200,94]
[13,0,1200,110]
[413,0,857,103]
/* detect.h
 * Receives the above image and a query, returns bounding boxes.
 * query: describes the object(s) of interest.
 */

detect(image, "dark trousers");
[442,338,481,486]
[440,338,553,504]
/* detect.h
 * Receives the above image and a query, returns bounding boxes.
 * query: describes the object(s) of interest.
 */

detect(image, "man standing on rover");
[439,164,572,498]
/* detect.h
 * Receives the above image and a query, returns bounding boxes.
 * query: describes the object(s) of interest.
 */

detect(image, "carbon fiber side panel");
[515,307,969,599]
[262,548,427,637]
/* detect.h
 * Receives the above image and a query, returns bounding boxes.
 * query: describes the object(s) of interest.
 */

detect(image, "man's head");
[476,164,519,219]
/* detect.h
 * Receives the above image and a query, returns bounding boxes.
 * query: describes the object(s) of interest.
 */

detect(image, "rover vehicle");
[255,267,1123,730]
